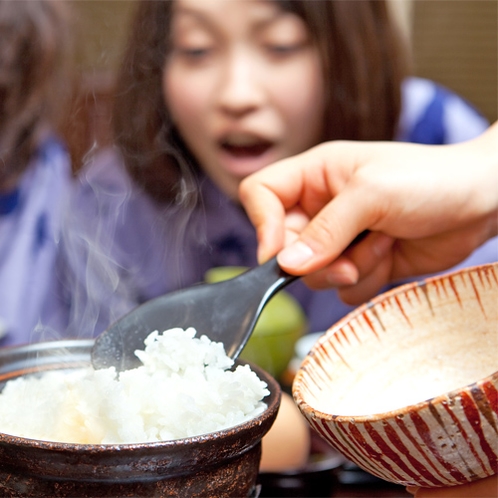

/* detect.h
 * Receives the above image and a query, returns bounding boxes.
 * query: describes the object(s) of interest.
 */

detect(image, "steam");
[61,163,133,339]
[59,145,204,341]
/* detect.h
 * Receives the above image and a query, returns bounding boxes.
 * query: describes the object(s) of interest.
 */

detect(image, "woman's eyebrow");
[171,4,287,34]
[170,7,215,30]
[251,9,288,34]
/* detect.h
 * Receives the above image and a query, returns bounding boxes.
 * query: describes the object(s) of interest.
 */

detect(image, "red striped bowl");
[293,263,498,488]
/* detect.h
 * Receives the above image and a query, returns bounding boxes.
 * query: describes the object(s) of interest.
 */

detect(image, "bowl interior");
[295,263,498,417]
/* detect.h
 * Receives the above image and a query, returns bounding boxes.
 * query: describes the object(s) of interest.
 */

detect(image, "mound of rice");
[0,328,269,444]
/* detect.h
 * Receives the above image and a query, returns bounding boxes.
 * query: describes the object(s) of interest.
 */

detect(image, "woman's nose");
[216,49,265,116]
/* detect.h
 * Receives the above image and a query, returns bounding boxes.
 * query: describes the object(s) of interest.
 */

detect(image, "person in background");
[63,0,495,342]
[239,121,498,496]
[0,0,74,347]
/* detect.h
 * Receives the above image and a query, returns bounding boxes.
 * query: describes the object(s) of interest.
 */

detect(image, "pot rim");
[0,339,281,453]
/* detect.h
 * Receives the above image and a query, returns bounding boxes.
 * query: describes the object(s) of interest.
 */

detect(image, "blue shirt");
[59,77,497,340]
[0,137,72,346]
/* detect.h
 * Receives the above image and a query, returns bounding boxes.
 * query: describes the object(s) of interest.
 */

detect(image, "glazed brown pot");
[0,340,281,497]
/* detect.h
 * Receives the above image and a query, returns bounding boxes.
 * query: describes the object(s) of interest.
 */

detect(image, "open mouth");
[220,137,273,157]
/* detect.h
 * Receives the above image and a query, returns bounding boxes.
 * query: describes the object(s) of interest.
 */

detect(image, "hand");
[239,123,498,304]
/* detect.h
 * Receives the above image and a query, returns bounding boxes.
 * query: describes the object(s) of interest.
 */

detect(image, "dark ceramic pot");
[0,340,281,497]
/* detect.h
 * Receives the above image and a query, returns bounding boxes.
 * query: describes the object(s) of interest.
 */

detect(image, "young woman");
[63,0,494,341]
[0,0,73,346]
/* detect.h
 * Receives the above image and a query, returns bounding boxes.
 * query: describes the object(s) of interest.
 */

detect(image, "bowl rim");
[292,262,498,422]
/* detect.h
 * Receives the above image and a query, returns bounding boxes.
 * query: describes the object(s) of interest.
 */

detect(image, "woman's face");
[163,0,325,200]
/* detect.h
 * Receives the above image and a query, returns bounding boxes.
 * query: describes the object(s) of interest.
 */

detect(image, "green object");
[205,266,308,380]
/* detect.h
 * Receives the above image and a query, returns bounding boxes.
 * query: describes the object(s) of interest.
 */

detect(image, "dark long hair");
[0,0,72,188]
[112,0,410,204]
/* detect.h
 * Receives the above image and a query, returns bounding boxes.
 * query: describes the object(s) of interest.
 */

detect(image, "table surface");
[333,467,412,497]
[258,452,413,498]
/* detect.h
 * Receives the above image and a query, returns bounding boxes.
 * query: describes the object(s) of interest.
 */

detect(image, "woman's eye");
[177,47,212,60]
[265,43,304,57]
[172,46,214,65]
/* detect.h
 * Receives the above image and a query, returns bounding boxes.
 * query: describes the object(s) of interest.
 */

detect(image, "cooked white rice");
[0,328,269,444]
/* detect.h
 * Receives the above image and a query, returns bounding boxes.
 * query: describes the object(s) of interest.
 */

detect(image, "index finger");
[239,152,312,262]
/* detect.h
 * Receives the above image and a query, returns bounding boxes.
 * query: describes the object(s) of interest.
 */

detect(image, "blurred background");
[65,0,497,172]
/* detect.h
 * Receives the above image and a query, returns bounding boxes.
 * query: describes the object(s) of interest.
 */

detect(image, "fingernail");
[278,241,314,268]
